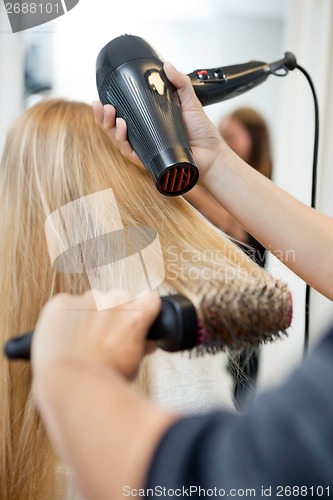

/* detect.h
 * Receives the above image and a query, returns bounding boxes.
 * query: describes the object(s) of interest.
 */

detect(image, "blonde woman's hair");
[0,99,279,499]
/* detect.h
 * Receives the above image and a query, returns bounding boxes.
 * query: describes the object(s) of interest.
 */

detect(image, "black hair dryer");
[96,35,199,196]
[96,34,297,196]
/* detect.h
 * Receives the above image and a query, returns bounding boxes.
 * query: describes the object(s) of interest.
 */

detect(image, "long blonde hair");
[0,99,280,499]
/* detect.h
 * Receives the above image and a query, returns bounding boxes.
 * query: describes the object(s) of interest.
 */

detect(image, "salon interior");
[1,0,333,393]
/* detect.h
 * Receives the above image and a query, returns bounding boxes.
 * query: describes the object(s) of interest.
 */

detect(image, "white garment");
[145,349,236,414]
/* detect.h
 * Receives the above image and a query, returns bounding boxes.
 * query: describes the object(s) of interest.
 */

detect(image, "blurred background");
[1,0,333,391]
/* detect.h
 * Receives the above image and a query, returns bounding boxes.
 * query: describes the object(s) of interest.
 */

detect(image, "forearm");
[34,362,178,500]
[203,146,333,299]
[184,186,248,241]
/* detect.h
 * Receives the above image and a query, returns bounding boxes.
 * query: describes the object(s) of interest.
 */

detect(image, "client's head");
[219,107,272,179]
[0,99,288,499]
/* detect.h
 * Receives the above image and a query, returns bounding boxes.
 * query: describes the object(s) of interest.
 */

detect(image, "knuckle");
[52,292,71,307]
[114,290,132,304]
[43,293,71,315]
[184,73,192,85]
[119,143,130,156]
[127,309,146,332]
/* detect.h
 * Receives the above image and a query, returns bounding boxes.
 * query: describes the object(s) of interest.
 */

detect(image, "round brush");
[193,276,292,355]
[3,277,292,360]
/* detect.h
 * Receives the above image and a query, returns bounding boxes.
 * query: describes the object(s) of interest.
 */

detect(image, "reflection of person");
[28,61,333,500]
[189,107,274,408]
[222,108,274,406]
[186,107,273,267]
[219,107,272,178]
[219,107,273,264]
[0,99,284,499]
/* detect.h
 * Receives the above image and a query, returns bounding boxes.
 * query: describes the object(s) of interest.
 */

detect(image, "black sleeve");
[146,325,333,496]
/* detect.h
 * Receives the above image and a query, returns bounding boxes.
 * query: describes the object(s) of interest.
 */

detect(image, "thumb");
[131,293,162,337]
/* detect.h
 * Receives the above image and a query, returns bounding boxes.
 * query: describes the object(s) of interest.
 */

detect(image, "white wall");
[0,3,24,153]
[0,0,287,172]
[257,0,333,391]
[50,0,285,154]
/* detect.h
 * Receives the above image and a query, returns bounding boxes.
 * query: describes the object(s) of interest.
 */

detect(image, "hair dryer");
[96,35,297,196]
[96,35,199,196]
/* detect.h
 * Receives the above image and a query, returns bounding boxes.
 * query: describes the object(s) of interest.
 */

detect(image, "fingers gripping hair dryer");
[96,35,199,196]
[96,35,297,196]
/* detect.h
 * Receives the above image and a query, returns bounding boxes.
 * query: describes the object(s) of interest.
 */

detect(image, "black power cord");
[295,64,320,356]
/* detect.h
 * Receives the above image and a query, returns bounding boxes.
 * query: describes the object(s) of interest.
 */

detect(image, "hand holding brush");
[4,275,292,361]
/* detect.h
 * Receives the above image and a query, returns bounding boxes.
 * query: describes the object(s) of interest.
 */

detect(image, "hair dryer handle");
[188,52,297,107]
[188,60,270,107]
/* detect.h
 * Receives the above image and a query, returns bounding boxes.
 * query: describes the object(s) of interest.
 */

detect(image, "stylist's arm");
[31,290,179,500]
[94,63,333,300]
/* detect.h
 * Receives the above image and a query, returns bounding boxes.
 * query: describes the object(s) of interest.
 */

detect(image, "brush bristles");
[194,277,292,355]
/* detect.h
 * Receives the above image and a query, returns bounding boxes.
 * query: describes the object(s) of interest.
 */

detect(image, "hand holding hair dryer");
[96,34,296,196]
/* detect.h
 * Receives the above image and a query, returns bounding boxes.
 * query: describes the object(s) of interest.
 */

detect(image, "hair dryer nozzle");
[96,35,199,196]
[151,146,199,196]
